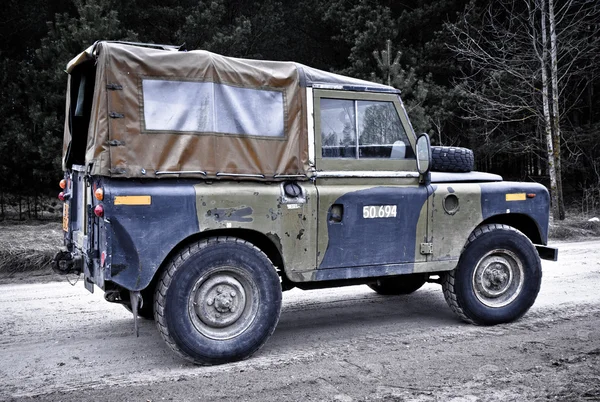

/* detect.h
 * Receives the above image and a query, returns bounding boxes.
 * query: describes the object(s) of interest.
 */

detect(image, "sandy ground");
[1,240,599,401]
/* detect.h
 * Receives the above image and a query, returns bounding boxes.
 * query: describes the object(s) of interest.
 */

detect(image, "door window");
[320,99,357,158]
[320,98,413,159]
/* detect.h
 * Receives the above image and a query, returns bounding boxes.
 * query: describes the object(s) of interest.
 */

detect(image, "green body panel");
[429,183,483,262]
[193,181,318,276]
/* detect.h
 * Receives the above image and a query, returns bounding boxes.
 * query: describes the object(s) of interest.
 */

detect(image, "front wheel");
[155,237,282,365]
[442,224,542,325]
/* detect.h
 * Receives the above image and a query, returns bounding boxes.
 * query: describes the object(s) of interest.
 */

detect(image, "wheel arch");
[478,213,543,245]
[144,228,286,296]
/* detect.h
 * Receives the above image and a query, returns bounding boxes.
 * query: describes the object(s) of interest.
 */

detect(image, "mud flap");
[130,291,142,337]
[83,260,94,293]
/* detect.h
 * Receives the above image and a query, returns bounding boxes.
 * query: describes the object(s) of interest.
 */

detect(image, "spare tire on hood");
[431,146,474,173]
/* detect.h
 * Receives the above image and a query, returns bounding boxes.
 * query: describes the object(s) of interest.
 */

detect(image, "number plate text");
[362,205,397,219]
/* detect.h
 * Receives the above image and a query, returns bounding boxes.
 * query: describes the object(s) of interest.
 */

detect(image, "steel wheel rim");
[188,266,259,340]
[472,249,524,308]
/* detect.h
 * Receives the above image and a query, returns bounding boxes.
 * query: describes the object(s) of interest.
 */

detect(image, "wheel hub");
[481,261,511,295]
[194,277,246,328]
[210,287,237,313]
[472,250,524,308]
[188,267,258,340]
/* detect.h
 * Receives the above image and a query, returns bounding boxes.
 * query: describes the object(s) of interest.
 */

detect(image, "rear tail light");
[94,204,104,217]
[58,192,65,201]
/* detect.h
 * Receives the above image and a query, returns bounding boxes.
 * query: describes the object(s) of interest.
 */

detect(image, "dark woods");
[0,0,598,220]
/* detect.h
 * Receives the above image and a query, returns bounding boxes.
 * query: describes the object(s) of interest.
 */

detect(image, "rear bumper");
[536,245,558,261]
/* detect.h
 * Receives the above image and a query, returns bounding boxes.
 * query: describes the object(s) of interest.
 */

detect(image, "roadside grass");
[0,221,63,277]
[0,211,598,278]
[549,215,600,241]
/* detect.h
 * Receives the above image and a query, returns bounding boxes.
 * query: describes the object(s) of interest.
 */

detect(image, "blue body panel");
[318,186,429,271]
[102,179,198,291]
[480,181,550,243]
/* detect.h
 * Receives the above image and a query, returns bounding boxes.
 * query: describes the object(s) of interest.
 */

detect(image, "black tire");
[442,224,542,325]
[431,146,474,172]
[155,237,282,365]
[368,274,428,295]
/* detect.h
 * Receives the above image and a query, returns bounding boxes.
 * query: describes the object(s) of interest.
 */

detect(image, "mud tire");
[154,237,281,365]
[442,224,542,325]
[368,274,428,295]
[431,146,474,172]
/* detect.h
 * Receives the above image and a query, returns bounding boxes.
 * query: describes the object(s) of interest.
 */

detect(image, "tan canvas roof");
[63,41,396,179]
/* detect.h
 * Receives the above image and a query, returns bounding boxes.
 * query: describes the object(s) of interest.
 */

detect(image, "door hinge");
[420,243,433,255]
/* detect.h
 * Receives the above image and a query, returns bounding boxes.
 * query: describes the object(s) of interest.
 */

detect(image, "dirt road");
[1,240,599,401]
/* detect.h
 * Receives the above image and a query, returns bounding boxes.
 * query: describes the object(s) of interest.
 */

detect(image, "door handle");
[329,204,343,223]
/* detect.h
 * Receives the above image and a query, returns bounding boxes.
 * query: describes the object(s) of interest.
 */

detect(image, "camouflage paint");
[428,183,483,262]
[425,180,550,268]
[96,174,550,292]
[194,181,318,278]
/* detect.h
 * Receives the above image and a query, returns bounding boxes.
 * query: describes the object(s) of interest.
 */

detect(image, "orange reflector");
[95,188,104,201]
[114,195,151,205]
[505,193,526,201]
[527,193,536,198]
[59,179,67,189]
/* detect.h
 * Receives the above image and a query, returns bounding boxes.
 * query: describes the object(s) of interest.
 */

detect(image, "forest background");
[0,0,598,221]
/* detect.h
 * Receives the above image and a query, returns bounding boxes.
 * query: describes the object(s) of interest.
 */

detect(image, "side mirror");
[415,133,431,175]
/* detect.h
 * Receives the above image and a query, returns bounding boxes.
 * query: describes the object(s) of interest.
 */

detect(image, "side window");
[320,98,413,159]
[142,79,285,137]
[358,101,411,159]
[320,99,356,158]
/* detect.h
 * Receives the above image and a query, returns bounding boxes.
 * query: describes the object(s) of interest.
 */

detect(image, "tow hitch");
[52,247,83,275]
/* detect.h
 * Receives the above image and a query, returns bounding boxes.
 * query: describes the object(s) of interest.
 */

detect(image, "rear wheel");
[155,237,282,365]
[442,224,542,325]
[368,274,428,295]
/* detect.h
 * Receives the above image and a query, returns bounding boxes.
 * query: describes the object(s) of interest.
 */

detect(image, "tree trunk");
[548,0,565,220]
[539,0,561,221]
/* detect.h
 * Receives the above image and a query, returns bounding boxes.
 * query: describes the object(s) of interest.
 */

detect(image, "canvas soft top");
[63,41,397,179]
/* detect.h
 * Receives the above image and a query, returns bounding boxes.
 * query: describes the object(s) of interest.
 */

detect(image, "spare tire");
[431,146,474,173]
